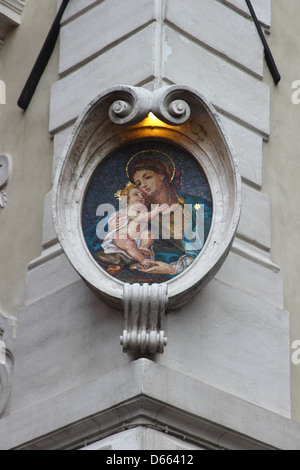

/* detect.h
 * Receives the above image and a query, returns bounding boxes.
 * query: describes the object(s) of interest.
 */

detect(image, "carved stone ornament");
[0,154,11,208]
[0,0,25,45]
[52,85,241,354]
[121,283,168,354]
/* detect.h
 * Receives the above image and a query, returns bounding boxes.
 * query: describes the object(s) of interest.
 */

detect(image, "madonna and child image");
[82,141,213,284]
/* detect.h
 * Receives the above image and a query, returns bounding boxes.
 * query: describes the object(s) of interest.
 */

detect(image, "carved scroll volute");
[121,283,168,354]
[108,86,191,127]
[151,87,191,126]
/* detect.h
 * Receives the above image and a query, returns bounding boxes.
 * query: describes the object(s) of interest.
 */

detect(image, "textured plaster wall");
[263,0,300,422]
[0,0,58,318]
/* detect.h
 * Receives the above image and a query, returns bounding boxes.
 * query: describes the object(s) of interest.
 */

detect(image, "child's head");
[127,187,146,206]
[116,183,146,207]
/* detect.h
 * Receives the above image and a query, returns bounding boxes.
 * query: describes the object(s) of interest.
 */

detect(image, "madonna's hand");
[137,261,176,275]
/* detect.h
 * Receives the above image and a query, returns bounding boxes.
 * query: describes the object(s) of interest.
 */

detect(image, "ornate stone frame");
[53,85,241,311]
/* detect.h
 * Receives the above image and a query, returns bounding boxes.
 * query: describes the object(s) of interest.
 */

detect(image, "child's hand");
[140,247,151,257]
[163,203,178,213]
[157,203,179,214]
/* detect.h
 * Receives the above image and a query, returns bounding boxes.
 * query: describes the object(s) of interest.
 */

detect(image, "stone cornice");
[13,395,276,451]
[0,0,25,42]
[2,359,299,450]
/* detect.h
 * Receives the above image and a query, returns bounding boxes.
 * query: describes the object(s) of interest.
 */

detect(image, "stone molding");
[0,0,25,42]
[52,85,242,312]
[13,395,275,451]
[0,313,14,418]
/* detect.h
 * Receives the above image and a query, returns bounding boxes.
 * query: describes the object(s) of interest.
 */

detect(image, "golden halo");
[114,181,133,200]
[126,150,176,183]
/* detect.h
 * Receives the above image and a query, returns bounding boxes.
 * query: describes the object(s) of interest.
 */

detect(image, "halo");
[126,150,176,183]
[114,181,133,200]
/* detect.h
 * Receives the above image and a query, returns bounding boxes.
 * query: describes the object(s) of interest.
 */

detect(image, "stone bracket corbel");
[0,0,25,46]
[120,283,168,354]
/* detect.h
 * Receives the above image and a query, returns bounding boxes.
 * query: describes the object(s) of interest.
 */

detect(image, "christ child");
[108,183,168,266]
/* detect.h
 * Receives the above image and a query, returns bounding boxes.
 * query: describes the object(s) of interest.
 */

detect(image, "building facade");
[0,0,300,450]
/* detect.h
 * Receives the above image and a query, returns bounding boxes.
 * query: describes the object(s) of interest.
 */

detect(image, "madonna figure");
[126,150,212,276]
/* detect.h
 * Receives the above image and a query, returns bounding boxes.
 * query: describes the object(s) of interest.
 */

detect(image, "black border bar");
[17,0,70,110]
